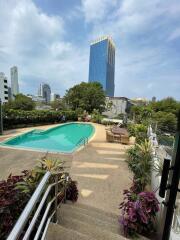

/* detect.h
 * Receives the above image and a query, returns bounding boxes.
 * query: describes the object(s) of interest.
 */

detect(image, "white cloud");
[81,0,118,23]
[0,0,88,95]
[0,0,180,100]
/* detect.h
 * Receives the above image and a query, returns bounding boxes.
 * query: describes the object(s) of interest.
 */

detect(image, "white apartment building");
[0,72,8,103]
[11,66,19,97]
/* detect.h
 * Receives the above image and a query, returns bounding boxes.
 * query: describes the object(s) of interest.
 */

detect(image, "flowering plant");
[119,187,159,237]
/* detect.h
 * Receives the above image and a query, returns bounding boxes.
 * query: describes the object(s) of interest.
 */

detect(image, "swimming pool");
[1,123,95,153]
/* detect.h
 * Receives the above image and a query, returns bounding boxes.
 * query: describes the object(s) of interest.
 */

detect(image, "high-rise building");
[0,72,9,103]
[38,83,51,103]
[11,66,19,97]
[88,36,115,97]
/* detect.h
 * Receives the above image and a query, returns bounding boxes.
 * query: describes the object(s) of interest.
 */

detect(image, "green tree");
[50,99,66,111]
[153,111,177,133]
[130,105,152,124]
[150,97,179,116]
[64,82,106,113]
[5,94,35,111]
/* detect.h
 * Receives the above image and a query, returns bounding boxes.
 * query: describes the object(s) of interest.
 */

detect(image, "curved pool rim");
[0,122,95,154]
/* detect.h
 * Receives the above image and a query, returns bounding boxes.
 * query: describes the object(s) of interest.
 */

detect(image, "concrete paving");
[71,123,132,215]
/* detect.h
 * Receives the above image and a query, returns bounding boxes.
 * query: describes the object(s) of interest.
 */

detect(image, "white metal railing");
[148,125,180,239]
[7,171,69,240]
[172,199,180,234]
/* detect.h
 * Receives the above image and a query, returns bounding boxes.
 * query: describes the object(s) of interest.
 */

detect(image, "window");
[4,85,8,89]
[5,97,8,100]
[4,79,7,83]
[4,91,8,94]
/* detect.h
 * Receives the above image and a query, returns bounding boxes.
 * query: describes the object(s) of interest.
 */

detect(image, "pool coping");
[0,122,96,155]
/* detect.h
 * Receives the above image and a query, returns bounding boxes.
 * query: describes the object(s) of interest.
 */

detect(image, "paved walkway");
[72,124,132,214]
[0,123,132,215]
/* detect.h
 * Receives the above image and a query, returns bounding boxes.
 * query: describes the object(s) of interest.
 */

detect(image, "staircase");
[46,202,128,240]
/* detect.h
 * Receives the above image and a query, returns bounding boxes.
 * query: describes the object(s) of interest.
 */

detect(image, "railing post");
[53,175,58,223]
[64,173,69,203]
[0,98,3,135]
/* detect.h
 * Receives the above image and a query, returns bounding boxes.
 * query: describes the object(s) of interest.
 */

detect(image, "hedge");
[3,109,78,129]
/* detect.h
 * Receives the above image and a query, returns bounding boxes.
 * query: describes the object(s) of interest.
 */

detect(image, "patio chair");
[114,134,121,143]
[121,135,129,144]
[106,131,114,142]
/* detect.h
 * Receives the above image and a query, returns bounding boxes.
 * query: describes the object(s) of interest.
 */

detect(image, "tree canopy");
[4,94,35,111]
[63,82,106,113]
[129,97,180,133]
[50,99,66,111]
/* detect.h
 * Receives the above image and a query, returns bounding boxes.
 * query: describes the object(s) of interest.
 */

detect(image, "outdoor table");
[111,127,128,136]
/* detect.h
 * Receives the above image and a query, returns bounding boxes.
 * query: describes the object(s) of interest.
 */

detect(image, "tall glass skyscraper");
[11,66,19,98]
[88,36,115,97]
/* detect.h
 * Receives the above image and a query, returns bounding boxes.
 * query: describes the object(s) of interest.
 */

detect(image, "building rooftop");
[90,36,115,48]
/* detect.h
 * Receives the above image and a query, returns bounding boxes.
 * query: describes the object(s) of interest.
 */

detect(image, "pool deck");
[0,123,133,214]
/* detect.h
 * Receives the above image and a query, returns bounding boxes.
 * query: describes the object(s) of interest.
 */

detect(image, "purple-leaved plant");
[119,187,159,237]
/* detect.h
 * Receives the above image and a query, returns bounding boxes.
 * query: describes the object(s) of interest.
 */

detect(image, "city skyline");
[0,1,180,100]
[89,36,115,97]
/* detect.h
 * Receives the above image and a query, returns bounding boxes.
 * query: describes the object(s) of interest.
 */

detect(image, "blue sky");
[0,0,180,100]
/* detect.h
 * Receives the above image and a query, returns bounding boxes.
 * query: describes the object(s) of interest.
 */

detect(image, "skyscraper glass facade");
[88,36,115,97]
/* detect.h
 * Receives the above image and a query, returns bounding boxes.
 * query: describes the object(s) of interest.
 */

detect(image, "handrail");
[7,171,69,240]
[7,171,51,240]
[76,136,88,147]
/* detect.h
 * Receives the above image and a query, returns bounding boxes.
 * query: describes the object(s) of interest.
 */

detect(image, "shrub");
[0,172,29,239]
[128,124,148,143]
[66,178,78,202]
[119,186,159,237]
[91,109,103,123]
[126,140,152,191]
[3,109,78,129]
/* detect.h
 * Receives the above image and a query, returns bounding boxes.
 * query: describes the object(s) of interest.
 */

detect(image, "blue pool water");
[2,123,95,153]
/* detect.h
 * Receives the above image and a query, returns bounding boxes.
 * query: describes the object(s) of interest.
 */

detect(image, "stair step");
[58,204,121,235]
[65,202,118,224]
[46,223,95,240]
[58,215,128,240]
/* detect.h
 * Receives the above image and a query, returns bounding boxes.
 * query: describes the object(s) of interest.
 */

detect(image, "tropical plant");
[0,172,29,239]
[119,186,159,237]
[127,123,148,143]
[16,155,65,195]
[91,109,103,123]
[126,140,152,191]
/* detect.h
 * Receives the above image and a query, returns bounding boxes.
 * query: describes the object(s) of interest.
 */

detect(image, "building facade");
[103,97,132,118]
[11,66,19,97]
[27,94,46,103]
[0,72,8,103]
[88,36,115,97]
[50,93,60,102]
[38,83,51,103]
